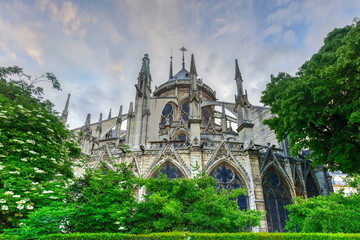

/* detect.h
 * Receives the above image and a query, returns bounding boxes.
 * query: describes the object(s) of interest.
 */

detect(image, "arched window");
[154,162,183,180]
[181,101,189,122]
[210,163,248,210]
[262,167,292,232]
[161,103,174,125]
[306,173,320,198]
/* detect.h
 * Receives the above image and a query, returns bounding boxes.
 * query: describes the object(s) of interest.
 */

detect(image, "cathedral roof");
[169,68,190,81]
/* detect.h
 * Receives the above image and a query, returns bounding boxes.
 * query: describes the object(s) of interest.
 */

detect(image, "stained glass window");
[154,162,183,180]
[177,134,187,141]
[262,168,292,232]
[211,164,248,210]
[181,101,189,122]
[161,103,174,124]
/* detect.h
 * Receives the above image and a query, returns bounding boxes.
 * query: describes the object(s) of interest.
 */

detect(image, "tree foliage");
[261,19,360,174]
[0,67,81,230]
[285,192,360,233]
[130,172,263,233]
[4,162,138,239]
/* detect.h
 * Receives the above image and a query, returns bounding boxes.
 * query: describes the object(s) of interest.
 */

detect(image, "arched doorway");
[262,167,292,232]
[210,163,249,210]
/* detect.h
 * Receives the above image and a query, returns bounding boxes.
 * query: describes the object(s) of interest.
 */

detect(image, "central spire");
[179,46,187,69]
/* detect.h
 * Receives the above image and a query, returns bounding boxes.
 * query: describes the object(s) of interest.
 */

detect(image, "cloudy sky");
[1,0,359,128]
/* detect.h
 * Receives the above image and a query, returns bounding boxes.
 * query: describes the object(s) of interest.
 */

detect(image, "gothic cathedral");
[63,49,333,232]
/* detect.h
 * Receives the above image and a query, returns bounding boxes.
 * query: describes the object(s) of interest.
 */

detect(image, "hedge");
[25,232,360,240]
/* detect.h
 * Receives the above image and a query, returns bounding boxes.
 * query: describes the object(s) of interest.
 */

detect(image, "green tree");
[130,172,263,233]
[0,67,81,230]
[285,192,360,233]
[4,162,139,239]
[261,19,360,174]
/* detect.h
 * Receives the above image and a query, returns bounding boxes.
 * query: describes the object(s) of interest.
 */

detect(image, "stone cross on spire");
[179,46,187,69]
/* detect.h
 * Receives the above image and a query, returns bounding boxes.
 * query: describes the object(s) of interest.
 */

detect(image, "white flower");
[0,143,3,147]
[0,199,6,203]
[17,105,23,109]
[26,205,34,210]
[13,195,21,198]
[4,191,14,195]
[0,154,6,158]
[13,139,24,144]
[49,196,58,199]
[55,173,62,176]
[41,122,47,126]
[17,204,24,210]
[9,171,20,175]
[27,131,32,135]
[29,150,37,154]
[34,167,45,173]
[21,158,27,162]
[36,114,42,118]
[0,165,5,170]
[31,182,39,185]
[115,221,120,225]
[42,190,54,194]
[16,200,26,204]
[26,140,35,144]
[1,205,8,211]
[118,226,125,230]
[41,155,47,159]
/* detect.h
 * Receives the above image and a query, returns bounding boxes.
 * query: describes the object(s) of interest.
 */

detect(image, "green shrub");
[33,232,360,240]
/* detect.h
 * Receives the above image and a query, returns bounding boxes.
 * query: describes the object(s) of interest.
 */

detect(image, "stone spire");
[108,108,112,119]
[189,53,199,102]
[115,105,123,139]
[61,93,70,125]
[141,54,151,87]
[96,113,102,132]
[84,113,91,130]
[235,59,244,97]
[169,54,173,79]
[190,53,197,76]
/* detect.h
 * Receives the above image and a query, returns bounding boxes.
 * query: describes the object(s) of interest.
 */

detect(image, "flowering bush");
[0,66,81,231]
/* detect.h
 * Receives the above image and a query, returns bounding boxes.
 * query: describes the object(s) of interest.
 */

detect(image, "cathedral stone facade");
[65,51,333,232]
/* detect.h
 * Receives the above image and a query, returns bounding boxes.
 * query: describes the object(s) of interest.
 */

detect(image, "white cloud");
[0,0,360,129]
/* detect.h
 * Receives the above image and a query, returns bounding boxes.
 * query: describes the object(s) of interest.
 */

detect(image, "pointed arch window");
[210,163,248,210]
[154,162,183,180]
[262,167,292,232]
[161,103,174,125]
[306,173,320,198]
[181,101,189,122]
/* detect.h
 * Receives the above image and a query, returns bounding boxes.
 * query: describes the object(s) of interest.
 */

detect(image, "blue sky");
[1,0,359,128]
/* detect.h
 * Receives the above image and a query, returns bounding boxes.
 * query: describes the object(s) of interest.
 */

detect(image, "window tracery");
[181,101,189,122]
[211,163,248,210]
[161,103,174,125]
[154,162,183,180]
[262,167,292,232]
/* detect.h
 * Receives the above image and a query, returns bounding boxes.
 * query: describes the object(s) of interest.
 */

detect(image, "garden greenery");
[0,66,81,230]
